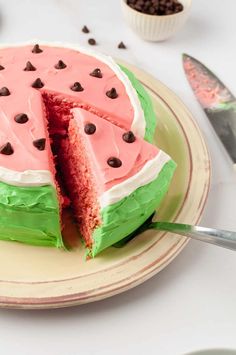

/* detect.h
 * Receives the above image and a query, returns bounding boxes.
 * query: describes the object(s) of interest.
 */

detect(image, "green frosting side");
[119,64,157,143]
[90,159,176,257]
[0,181,63,248]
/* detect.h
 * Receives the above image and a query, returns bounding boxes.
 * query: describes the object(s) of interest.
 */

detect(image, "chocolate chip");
[122,131,136,143]
[32,44,43,53]
[149,6,156,14]
[70,82,84,92]
[127,0,184,15]
[0,87,10,96]
[82,25,90,33]
[24,61,36,71]
[89,68,102,78]
[107,157,122,168]
[106,88,118,99]
[32,78,44,89]
[84,123,96,135]
[118,41,126,49]
[176,3,183,12]
[33,138,46,151]
[0,65,5,70]
[0,142,14,155]
[55,60,67,69]
[14,113,29,124]
[88,38,96,45]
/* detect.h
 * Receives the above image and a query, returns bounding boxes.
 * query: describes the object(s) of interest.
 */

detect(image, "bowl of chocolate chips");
[121,0,192,41]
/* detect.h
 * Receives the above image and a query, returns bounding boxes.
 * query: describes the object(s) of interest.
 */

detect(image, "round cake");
[0,41,176,256]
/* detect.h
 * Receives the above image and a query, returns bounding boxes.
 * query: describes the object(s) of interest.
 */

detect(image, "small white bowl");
[121,0,192,42]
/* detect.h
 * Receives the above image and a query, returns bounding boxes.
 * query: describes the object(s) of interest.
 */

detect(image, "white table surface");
[0,0,235,354]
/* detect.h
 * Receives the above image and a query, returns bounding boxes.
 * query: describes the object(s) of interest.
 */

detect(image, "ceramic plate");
[0,62,211,309]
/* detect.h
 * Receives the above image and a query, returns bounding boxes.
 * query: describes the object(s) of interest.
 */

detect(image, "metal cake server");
[183,53,236,168]
[149,222,236,251]
[114,213,236,251]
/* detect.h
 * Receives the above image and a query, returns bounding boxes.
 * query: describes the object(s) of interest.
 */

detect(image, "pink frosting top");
[72,108,158,192]
[0,44,135,173]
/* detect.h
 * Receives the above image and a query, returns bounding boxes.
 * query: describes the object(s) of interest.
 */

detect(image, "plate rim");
[0,62,211,309]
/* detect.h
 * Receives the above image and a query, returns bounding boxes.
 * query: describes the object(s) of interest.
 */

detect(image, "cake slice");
[58,108,176,257]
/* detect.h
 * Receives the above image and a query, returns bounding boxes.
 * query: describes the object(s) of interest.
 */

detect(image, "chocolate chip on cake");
[0,65,5,70]
[84,123,96,135]
[70,82,84,92]
[14,113,29,124]
[90,68,103,78]
[82,25,90,33]
[122,131,136,143]
[55,60,67,69]
[32,44,43,53]
[106,88,118,99]
[0,142,14,155]
[0,87,10,96]
[32,78,44,89]
[118,41,126,49]
[88,38,96,46]
[24,61,36,71]
[127,0,184,15]
[107,157,122,168]
[33,138,46,151]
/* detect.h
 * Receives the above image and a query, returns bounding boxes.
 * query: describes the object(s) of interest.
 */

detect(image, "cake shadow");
[61,209,81,249]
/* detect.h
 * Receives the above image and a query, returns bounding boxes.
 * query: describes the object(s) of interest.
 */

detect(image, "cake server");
[118,220,236,251]
[148,222,236,251]
[114,214,236,251]
[183,53,236,168]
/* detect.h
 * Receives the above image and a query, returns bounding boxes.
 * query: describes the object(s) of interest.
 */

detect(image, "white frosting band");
[0,40,146,138]
[0,167,54,187]
[99,150,171,209]
[0,150,170,203]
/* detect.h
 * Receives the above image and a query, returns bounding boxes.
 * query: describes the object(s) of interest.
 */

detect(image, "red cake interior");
[58,120,101,247]
[42,93,72,210]
[42,93,101,246]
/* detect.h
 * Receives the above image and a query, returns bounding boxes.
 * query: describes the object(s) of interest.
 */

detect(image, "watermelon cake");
[0,41,176,256]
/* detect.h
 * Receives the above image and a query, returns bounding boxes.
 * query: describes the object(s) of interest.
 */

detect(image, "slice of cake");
[57,108,176,257]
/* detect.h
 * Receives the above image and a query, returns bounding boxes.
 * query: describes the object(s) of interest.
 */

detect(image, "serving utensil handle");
[150,222,236,251]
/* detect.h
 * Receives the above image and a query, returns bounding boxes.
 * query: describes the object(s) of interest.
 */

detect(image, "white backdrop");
[0,1,235,354]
